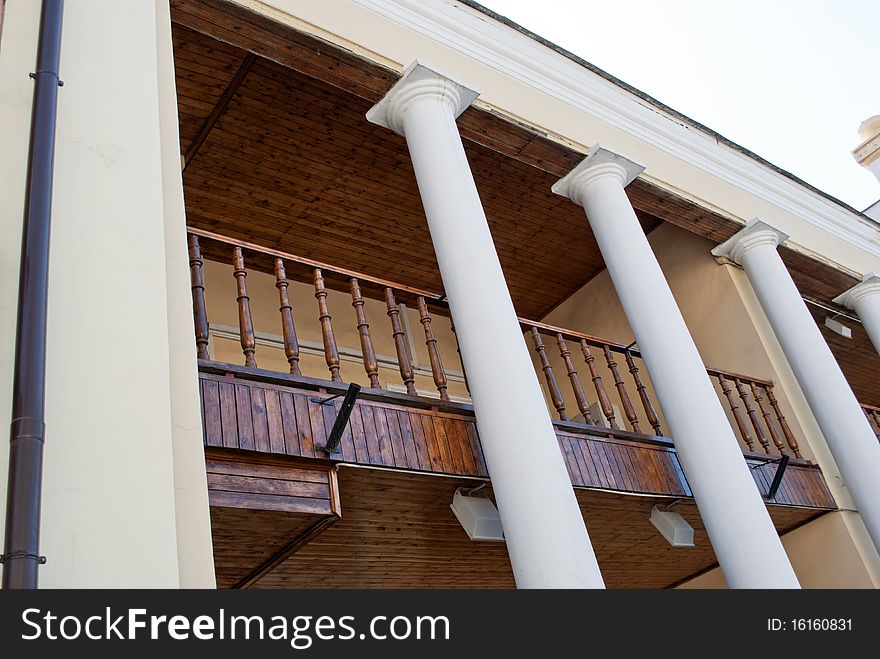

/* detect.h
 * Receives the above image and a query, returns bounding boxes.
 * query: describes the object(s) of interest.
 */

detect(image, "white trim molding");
[352,0,880,259]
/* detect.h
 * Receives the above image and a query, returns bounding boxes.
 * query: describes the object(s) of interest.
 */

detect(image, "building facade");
[1,0,879,588]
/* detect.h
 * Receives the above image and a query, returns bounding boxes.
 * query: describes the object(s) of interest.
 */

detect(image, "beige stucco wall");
[202,260,470,402]
[0,0,214,587]
[679,511,875,588]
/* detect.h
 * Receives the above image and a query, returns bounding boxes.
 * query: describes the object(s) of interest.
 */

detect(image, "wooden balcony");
[191,229,835,588]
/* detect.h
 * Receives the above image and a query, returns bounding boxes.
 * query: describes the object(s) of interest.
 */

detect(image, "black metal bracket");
[0,552,47,565]
[314,383,361,455]
[29,70,64,86]
[752,455,790,500]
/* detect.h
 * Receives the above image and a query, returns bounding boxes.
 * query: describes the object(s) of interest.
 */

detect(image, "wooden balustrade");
[578,340,618,430]
[625,350,662,436]
[187,228,813,461]
[350,278,381,388]
[417,296,450,401]
[188,235,210,360]
[231,246,256,367]
[313,268,342,382]
[529,328,568,421]
[709,368,800,458]
[862,403,880,441]
[274,258,301,375]
[385,288,417,396]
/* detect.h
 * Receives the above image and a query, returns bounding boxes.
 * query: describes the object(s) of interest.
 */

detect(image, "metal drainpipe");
[2,0,64,589]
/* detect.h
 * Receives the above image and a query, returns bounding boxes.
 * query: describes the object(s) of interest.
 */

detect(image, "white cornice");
[351,0,880,260]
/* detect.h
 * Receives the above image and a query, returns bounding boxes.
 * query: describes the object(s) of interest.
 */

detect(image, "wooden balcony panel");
[206,451,341,588]
[199,363,835,509]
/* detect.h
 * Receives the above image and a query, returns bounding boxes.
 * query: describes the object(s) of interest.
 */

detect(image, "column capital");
[711,218,789,265]
[833,272,880,309]
[366,60,479,135]
[552,145,645,206]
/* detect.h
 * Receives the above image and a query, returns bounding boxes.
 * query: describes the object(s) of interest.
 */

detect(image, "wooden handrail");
[187,227,797,452]
[187,226,445,300]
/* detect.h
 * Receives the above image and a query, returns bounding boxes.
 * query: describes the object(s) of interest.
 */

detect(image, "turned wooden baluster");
[717,374,754,451]
[385,288,417,395]
[417,297,450,401]
[232,246,256,367]
[868,409,880,438]
[603,346,641,433]
[450,322,470,394]
[313,268,342,382]
[750,382,786,455]
[765,384,801,458]
[735,378,770,453]
[350,278,381,388]
[188,235,210,360]
[624,350,663,436]
[274,258,302,375]
[556,334,593,423]
[580,340,619,429]
[529,328,567,421]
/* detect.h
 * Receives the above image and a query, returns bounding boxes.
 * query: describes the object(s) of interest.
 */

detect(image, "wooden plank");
[384,405,411,468]
[307,397,329,457]
[207,473,330,499]
[234,383,254,450]
[209,490,333,515]
[218,380,239,449]
[263,389,286,454]
[250,386,270,453]
[405,411,433,472]
[201,379,223,446]
[559,436,584,486]
[348,405,370,464]
[419,414,445,472]
[430,416,455,473]
[449,418,477,474]
[372,407,396,467]
[395,411,423,472]
[359,405,383,465]
[278,391,301,457]
[294,393,316,458]
[440,417,466,474]
[465,423,489,477]
[205,458,330,483]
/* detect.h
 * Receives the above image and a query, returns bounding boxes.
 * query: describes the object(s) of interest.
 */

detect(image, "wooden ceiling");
[174,23,659,319]
[240,466,823,589]
[170,0,878,402]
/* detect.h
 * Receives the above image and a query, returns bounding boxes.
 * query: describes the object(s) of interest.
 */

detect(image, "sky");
[476,0,880,211]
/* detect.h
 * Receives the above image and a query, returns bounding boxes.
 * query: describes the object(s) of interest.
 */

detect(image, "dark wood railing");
[188,228,802,458]
[188,227,453,402]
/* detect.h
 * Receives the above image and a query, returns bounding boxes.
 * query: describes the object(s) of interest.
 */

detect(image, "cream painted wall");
[0,0,214,587]
[679,511,875,589]
[234,0,880,278]
[155,0,216,588]
[202,260,471,402]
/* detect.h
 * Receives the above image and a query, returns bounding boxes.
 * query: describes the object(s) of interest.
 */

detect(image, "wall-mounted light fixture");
[451,487,505,542]
[824,316,852,339]
[650,505,695,547]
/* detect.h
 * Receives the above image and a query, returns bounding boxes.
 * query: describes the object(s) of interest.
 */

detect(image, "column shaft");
[369,64,605,588]
[736,239,880,556]
[555,152,799,588]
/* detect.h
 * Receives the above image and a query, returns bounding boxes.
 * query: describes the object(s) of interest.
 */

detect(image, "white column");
[367,62,604,588]
[834,273,880,356]
[715,219,880,557]
[554,148,799,588]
